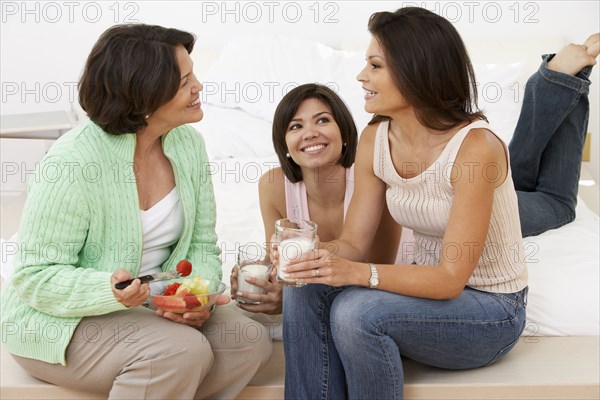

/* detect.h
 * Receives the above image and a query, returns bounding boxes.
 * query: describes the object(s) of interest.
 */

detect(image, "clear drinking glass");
[236,243,272,304]
[275,218,317,287]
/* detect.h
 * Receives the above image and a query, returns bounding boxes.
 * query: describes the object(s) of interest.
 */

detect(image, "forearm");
[12,265,127,317]
[373,262,467,299]
[320,237,368,262]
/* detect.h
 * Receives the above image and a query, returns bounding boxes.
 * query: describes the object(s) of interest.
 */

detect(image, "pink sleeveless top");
[284,166,354,223]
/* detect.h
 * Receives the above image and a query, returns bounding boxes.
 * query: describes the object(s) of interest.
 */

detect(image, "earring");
[286,153,291,158]
[343,142,347,147]
[145,114,151,119]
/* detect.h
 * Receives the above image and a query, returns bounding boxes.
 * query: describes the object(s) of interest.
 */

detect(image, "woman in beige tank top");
[281,7,599,399]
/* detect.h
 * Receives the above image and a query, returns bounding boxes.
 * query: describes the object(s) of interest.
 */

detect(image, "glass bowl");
[148,278,226,313]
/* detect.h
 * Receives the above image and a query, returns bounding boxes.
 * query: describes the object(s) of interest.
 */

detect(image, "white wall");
[1,0,599,181]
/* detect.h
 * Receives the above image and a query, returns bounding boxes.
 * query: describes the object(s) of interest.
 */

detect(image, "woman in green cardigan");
[0,24,271,399]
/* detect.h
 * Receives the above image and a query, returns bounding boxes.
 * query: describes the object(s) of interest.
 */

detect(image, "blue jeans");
[510,55,592,237]
[283,284,527,399]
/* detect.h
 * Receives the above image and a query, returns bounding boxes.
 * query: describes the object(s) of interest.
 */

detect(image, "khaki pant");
[13,305,273,399]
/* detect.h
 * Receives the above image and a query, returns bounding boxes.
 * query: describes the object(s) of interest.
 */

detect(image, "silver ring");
[315,268,320,278]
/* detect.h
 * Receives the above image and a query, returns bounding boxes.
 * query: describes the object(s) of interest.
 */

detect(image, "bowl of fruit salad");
[149,275,226,314]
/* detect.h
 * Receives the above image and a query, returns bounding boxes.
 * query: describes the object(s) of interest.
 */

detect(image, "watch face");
[369,277,379,287]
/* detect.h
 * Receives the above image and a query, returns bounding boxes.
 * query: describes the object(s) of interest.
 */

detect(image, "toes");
[583,33,600,58]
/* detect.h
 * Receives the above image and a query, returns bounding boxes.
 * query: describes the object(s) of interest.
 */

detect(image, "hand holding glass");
[275,218,317,287]
[236,244,272,305]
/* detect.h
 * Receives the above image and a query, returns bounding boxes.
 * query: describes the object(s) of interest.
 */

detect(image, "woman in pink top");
[230,84,408,314]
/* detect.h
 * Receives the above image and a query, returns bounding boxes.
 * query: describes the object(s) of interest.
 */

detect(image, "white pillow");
[201,33,367,122]
[474,62,528,144]
[193,104,274,160]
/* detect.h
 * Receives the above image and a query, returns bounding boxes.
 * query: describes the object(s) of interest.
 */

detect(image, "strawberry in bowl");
[176,260,192,277]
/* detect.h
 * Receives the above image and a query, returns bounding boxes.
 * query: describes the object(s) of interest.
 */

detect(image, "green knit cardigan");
[0,120,221,365]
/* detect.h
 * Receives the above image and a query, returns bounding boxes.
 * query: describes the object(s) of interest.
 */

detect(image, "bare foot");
[584,33,600,58]
[548,33,599,76]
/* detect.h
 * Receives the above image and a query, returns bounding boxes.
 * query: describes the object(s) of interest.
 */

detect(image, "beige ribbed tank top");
[373,120,527,293]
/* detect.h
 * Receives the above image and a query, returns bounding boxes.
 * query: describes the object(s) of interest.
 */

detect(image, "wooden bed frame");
[1,337,598,399]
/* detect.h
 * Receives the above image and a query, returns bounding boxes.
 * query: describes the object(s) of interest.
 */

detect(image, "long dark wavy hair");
[367,7,486,130]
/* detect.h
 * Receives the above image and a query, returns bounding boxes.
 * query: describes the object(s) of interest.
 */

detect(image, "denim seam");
[361,311,403,399]
[375,310,522,359]
[318,286,344,400]
[482,312,527,367]
[318,288,330,400]
[374,308,521,327]
[374,328,401,400]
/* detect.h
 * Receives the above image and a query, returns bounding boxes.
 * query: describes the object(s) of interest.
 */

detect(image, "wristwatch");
[368,263,379,289]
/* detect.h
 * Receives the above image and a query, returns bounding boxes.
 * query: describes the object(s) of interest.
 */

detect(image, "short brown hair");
[78,24,195,135]
[367,7,486,130]
[272,84,358,183]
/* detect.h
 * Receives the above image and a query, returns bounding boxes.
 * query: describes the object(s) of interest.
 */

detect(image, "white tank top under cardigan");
[373,120,527,293]
[139,187,184,294]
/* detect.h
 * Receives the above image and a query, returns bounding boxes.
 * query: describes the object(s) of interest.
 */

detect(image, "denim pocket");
[489,292,520,308]
[489,287,528,311]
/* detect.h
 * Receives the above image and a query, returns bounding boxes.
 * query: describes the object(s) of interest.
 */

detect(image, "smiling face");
[356,37,407,116]
[285,98,344,170]
[147,44,203,131]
